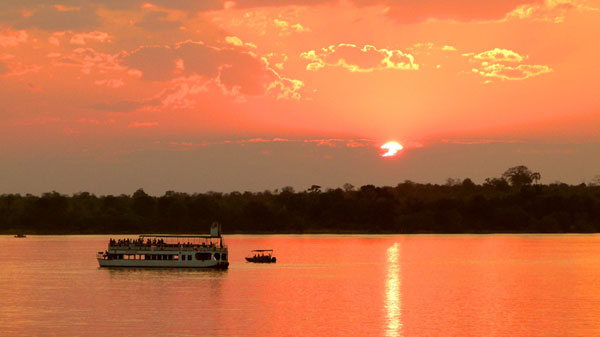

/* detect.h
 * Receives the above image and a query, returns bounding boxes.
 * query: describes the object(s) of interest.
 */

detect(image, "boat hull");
[98,258,229,269]
[245,257,276,263]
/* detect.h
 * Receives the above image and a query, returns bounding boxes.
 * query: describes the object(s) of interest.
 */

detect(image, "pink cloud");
[70,31,112,45]
[0,30,28,47]
[128,121,159,128]
[94,78,125,88]
[123,41,304,102]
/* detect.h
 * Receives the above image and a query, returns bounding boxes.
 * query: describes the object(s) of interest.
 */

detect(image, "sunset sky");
[1,0,599,195]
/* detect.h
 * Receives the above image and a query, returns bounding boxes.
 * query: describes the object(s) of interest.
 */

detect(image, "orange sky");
[1,0,599,194]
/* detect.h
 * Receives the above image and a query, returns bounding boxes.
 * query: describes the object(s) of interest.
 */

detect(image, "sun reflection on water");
[385,243,402,337]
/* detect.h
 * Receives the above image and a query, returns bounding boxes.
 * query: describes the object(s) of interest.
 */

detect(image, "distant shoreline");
[2,175,600,235]
[3,230,598,235]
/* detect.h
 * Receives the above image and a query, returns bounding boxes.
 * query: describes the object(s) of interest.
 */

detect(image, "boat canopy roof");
[251,249,273,252]
[139,234,221,239]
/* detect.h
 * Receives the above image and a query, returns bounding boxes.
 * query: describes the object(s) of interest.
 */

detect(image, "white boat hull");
[97,258,228,268]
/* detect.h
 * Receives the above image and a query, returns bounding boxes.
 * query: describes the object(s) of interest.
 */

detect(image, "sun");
[380,141,403,157]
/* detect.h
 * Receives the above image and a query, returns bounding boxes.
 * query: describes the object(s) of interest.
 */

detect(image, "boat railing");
[108,243,227,251]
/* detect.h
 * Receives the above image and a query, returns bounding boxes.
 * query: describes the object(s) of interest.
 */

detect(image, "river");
[1,234,600,336]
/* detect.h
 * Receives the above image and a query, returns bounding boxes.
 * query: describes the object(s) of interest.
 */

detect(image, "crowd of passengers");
[109,238,217,248]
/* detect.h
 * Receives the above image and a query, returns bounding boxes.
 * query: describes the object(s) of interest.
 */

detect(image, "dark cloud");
[0,0,224,13]
[122,46,176,82]
[176,43,222,78]
[0,0,539,25]
[147,0,224,12]
[232,0,333,8]
[13,5,100,31]
[123,42,275,95]
[135,12,182,31]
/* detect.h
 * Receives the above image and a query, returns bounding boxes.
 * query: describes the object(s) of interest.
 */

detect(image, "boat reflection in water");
[245,249,276,263]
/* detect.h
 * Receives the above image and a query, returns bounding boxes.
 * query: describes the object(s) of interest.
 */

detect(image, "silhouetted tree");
[343,183,355,192]
[308,185,321,193]
[502,165,541,187]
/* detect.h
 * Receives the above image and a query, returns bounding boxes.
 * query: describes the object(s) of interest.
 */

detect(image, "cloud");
[301,43,418,72]
[77,118,115,125]
[263,53,288,70]
[122,46,176,81]
[442,45,457,51]
[440,138,522,145]
[273,19,311,36]
[473,63,552,81]
[91,99,157,112]
[408,42,458,54]
[135,11,182,31]
[51,47,125,75]
[0,61,8,75]
[506,0,597,23]
[13,5,100,31]
[53,4,81,12]
[158,75,211,109]
[0,56,42,77]
[124,41,303,99]
[0,29,27,47]
[0,0,226,14]
[3,0,579,26]
[94,78,124,88]
[166,137,376,149]
[365,0,542,23]
[129,121,159,128]
[70,31,111,45]
[465,48,552,81]
[224,36,257,48]
[467,48,525,63]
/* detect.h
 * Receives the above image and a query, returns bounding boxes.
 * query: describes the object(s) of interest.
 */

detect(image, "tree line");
[1,166,600,234]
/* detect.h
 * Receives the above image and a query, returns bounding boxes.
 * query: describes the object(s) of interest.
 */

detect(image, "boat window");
[222,253,227,261]
[174,255,179,260]
[195,252,211,261]
[214,253,220,260]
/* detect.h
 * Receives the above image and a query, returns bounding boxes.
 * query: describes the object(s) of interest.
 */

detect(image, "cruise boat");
[96,223,229,269]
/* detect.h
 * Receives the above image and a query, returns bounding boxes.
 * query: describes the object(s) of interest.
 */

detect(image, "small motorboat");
[246,249,276,263]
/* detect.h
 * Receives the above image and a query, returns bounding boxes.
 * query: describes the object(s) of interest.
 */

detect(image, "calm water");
[1,235,600,336]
